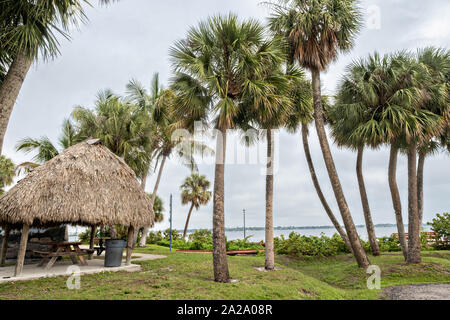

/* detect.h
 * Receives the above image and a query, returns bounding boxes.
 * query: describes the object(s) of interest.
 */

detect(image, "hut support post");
[89,226,96,260]
[14,224,30,277]
[126,226,134,266]
[1,225,11,266]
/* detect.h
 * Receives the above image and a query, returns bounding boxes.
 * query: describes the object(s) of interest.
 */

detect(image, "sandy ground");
[382,283,450,300]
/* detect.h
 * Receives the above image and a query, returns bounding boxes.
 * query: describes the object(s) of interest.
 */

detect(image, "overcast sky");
[3,0,449,231]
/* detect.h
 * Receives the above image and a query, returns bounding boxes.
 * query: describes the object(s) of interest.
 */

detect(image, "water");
[69,225,430,242]
[221,225,430,242]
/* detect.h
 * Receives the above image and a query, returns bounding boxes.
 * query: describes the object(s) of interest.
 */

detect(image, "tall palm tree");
[180,173,212,239]
[170,14,286,282]
[267,0,369,267]
[416,47,450,226]
[346,52,443,263]
[331,57,389,256]
[133,81,211,247]
[242,53,292,270]
[0,0,117,154]
[282,65,353,253]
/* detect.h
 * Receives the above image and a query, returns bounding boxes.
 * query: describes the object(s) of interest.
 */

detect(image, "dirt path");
[382,283,450,300]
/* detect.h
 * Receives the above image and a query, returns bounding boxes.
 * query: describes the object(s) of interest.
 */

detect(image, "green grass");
[0,245,448,300]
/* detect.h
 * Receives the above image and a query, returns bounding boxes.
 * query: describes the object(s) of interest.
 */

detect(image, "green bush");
[427,213,450,250]
[378,235,402,252]
[146,231,163,244]
[188,229,213,250]
[274,232,342,257]
[163,228,181,241]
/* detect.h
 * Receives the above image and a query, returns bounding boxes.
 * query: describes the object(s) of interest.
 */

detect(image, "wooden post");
[125,226,134,266]
[1,225,11,266]
[88,226,96,260]
[14,224,30,277]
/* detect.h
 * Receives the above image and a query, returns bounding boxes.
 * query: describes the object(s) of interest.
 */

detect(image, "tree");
[343,52,443,263]
[0,155,15,195]
[416,47,450,226]
[16,118,81,170]
[331,57,390,256]
[72,90,153,179]
[180,173,212,239]
[267,0,370,267]
[0,0,117,154]
[129,76,211,247]
[148,193,165,223]
[282,69,353,253]
[170,14,286,281]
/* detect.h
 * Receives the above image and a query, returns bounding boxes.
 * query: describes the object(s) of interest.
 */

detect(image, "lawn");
[0,245,448,300]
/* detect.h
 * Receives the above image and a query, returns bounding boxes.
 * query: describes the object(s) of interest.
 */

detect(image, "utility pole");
[169,194,173,252]
[243,209,246,239]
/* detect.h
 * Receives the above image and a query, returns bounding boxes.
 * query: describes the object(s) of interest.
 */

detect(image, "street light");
[243,209,246,239]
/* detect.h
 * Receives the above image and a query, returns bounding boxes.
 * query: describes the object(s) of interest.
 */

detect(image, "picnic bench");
[33,242,94,270]
[393,232,449,247]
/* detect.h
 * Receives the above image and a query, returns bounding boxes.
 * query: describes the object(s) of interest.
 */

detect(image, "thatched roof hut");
[0,139,154,276]
[0,139,154,229]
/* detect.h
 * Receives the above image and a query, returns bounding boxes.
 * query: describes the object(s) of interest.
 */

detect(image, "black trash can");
[104,239,126,267]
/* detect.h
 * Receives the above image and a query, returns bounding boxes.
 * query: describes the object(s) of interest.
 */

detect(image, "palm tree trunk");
[265,129,275,270]
[183,203,195,239]
[311,68,369,268]
[388,145,408,259]
[134,172,148,248]
[212,126,230,282]
[417,151,425,227]
[407,143,421,264]
[356,146,380,256]
[301,124,353,252]
[139,156,167,247]
[0,51,33,154]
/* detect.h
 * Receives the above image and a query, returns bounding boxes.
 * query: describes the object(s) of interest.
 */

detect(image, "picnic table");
[33,242,94,270]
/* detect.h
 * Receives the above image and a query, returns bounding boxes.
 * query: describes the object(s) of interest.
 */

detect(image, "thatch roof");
[0,139,154,229]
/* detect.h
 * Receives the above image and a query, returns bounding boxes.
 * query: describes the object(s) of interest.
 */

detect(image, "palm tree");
[331,57,390,256]
[16,119,81,169]
[180,173,212,239]
[148,193,165,223]
[73,90,153,238]
[267,0,369,267]
[131,78,211,247]
[0,155,15,195]
[416,47,450,226]
[234,58,291,271]
[72,90,153,179]
[170,14,286,282]
[282,66,353,253]
[345,52,443,263]
[0,0,117,154]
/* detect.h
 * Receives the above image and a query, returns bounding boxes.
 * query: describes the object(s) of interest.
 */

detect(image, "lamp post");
[243,209,246,239]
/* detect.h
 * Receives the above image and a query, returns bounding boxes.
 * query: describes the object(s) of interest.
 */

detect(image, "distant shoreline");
[180,223,425,233]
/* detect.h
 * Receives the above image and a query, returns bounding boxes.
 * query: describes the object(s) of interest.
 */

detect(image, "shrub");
[378,235,402,252]
[274,232,341,257]
[163,228,181,241]
[427,213,450,250]
[188,229,213,250]
[226,236,262,251]
[146,231,163,244]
